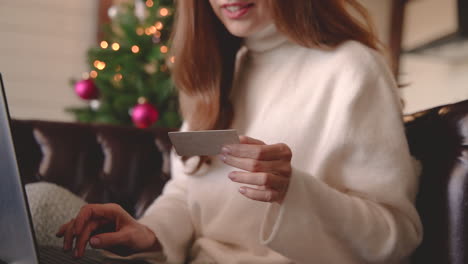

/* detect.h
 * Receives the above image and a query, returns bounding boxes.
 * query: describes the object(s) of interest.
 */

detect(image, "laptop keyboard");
[39,246,103,264]
[38,246,150,264]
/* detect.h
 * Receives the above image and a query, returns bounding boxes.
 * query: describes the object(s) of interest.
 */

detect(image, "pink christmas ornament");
[75,79,99,100]
[131,102,159,128]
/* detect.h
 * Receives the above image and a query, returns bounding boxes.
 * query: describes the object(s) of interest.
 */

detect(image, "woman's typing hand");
[56,203,161,259]
[220,136,292,204]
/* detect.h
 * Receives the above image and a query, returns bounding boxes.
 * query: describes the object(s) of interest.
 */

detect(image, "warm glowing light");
[145,27,152,35]
[136,27,144,36]
[169,56,175,63]
[138,97,148,104]
[159,8,169,17]
[93,60,107,70]
[96,61,106,70]
[100,41,108,49]
[111,43,120,51]
[131,45,140,53]
[149,26,157,34]
[82,72,90,79]
[146,0,153,7]
[114,73,123,81]
[160,45,168,53]
[155,21,163,30]
[90,71,98,78]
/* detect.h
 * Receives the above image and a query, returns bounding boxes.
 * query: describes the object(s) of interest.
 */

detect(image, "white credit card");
[168,129,239,156]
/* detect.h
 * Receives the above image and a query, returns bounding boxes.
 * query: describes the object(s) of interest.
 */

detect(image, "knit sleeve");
[137,123,194,263]
[260,46,423,263]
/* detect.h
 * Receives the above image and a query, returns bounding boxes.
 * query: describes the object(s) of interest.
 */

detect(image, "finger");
[63,220,75,251]
[222,143,292,161]
[228,171,289,191]
[239,186,282,203]
[74,204,126,235]
[89,230,130,249]
[239,136,265,145]
[56,223,69,238]
[220,154,291,175]
[74,221,99,258]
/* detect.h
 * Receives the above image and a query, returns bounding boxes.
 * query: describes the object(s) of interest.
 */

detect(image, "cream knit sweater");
[137,25,423,264]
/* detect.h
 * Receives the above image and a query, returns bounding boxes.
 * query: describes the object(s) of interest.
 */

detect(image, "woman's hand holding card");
[219,136,292,204]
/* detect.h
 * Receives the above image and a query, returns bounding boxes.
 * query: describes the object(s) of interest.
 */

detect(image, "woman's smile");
[221,2,255,19]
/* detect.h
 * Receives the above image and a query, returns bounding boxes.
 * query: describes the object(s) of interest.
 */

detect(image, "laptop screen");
[0,73,40,264]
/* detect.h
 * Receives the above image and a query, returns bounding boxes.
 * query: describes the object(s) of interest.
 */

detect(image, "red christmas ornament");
[131,102,159,128]
[75,79,99,100]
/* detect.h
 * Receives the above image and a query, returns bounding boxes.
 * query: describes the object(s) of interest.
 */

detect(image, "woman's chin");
[225,26,253,38]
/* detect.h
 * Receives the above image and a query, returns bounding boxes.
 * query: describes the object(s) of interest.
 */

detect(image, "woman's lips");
[222,3,255,19]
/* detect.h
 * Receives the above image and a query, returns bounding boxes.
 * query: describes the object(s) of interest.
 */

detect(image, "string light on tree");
[136,27,144,36]
[155,21,163,30]
[170,56,175,64]
[145,27,152,35]
[90,99,101,110]
[144,62,157,74]
[138,97,147,104]
[146,0,154,8]
[159,8,169,17]
[100,41,109,49]
[111,43,120,51]
[131,45,140,53]
[90,71,98,78]
[114,73,123,82]
[108,5,119,19]
[160,45,168,54]
[94,60,106,70]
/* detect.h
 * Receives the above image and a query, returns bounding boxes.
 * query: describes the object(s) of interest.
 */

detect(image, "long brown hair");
[170,0,379,170]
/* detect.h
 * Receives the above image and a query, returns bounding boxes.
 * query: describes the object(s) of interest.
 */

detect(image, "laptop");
[0,74,146,264]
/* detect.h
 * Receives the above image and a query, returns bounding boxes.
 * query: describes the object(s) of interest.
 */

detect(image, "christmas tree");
[68,0,181,129]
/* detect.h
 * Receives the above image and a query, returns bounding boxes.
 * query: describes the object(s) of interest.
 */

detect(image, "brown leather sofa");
[405,99,468,264]
[10,98,468,263]
[11,120,173,219]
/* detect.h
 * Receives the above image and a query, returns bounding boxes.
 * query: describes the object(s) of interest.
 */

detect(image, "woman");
[57,0,422,263]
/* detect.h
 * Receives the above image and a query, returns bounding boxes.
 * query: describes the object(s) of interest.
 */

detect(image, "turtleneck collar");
[243,24,289,53]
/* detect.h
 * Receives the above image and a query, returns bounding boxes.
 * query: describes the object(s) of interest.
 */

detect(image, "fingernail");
[228,173,235,180]
[239,187,246,194]
[218,154,226,162]
[90,237,100,246]
[221,147,231,154]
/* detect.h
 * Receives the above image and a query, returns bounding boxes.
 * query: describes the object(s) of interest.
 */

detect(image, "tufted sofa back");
[11,119,173,218]
[405,99,468,264]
